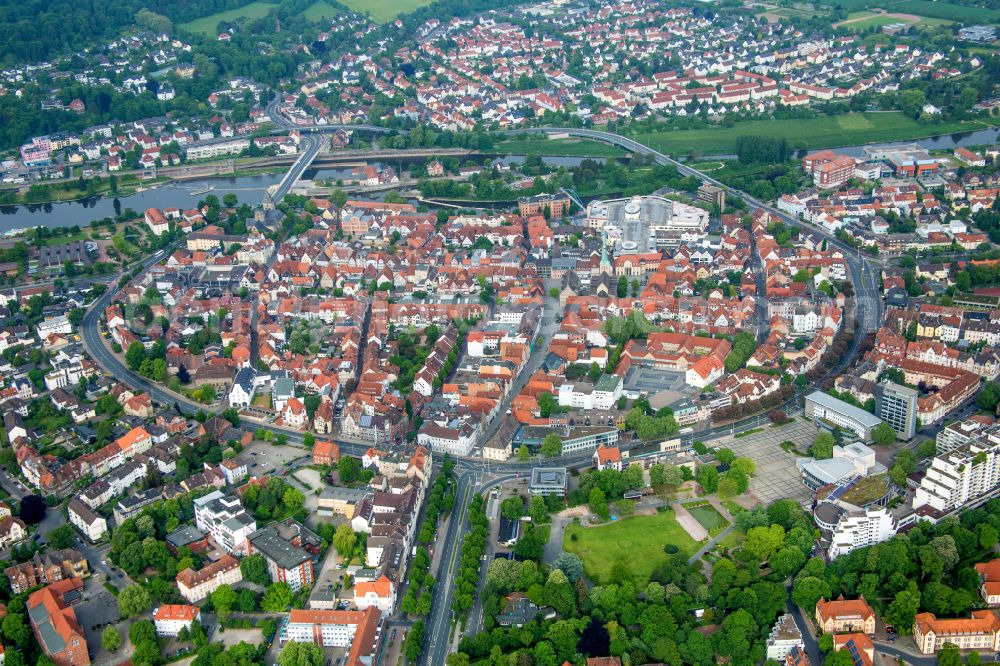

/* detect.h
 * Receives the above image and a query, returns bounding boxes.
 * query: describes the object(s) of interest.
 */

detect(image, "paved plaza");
[710,418,818,504]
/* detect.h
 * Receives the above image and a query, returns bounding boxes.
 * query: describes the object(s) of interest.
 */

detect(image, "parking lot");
[75,576,124,662]
[236,441,309,477]
[709,419,818,504]
[308,536,352,606]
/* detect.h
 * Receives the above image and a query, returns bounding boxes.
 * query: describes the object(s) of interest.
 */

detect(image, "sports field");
[337,0,435,22]
[632,113,987,156]
[180,1,279,35]
[563,510,699,584]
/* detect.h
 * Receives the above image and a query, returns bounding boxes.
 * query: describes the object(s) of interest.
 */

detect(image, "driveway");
[543,506,589,565]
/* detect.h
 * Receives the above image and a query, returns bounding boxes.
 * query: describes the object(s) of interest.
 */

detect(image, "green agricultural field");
[563,510,699,584]
[302,0,340,21]
[632,113,989,156]
[820,0,1000,22]
[493,137,627,157]
[844,14,915,29]
[180,1,279,35]
[337,0,434,22]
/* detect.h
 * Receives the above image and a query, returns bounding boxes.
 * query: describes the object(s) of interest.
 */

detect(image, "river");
[3,128,995,234]
[0,172,285,234]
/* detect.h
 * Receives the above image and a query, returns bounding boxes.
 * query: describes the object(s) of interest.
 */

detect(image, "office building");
[875,382,918,441]
[804,392,883,443]
[529,468,567,496]
[797,442,881,490]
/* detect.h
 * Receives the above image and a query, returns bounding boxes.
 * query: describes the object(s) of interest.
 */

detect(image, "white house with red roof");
[154,604,201,636]
[593,444,623,472]
[353,575,395,613]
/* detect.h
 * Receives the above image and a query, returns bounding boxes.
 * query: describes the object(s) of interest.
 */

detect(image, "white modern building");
[557,374,622,411]
[36,316,72,338]
[193,491,257,554]
[186,138,250,160]
[815,500,898,560]
[797,442,882,490]
[936,417,991,453]
[765,614,804,661]
[914,426,1000,512]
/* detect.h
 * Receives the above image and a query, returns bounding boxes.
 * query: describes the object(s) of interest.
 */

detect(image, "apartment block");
[914,426,1000,512]
[193,491,257,554]
[175,554,243,603]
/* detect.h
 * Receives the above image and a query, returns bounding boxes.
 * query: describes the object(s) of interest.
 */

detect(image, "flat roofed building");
[766,613,804,661]
[915,425,1000,512]
[246,522,317,591]
[318,486,371,519]
[193,491,256,555]
[530,467,567,496]
[804,392,883,443]
[875,381,918,441]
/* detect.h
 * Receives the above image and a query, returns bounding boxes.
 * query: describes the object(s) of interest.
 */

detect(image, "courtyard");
[709,418,817,504]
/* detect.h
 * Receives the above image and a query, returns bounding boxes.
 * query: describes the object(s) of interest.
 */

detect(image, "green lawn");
[687,504,729,532]
[632,113,990,156]
[563,510,699,584]
[302,0,340,21]
[494,137,627,158]
[337,0,434,22]
[180,1,279,35]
